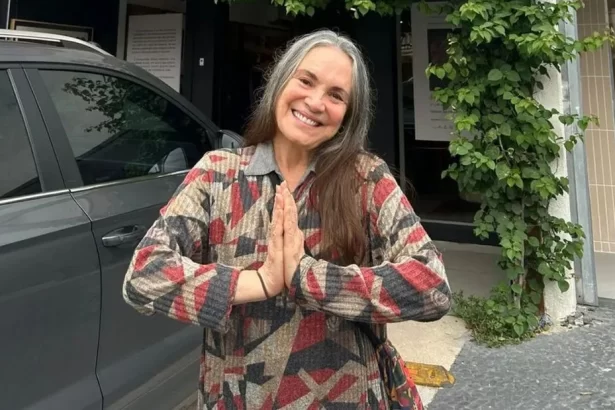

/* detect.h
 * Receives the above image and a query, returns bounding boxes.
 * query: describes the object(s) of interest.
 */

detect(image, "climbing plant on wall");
[422,0,612,346]
[220,0,613,345]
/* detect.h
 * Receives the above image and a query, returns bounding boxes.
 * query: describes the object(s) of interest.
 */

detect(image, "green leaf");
[528,237,540,247]
[528,279,541,291]
[565,140,575,151]
[511,203,523,214]
[513,323,524,336]
[436,67,446,79]
[527,315,539,328]
[489,114,506,124]
[558,280,570,293]
[500,123,511,136]
[538,262,551,276]
[307,6,315,16]
[522,167,540,179]
[506,70,521,82]
[530,292,542,304]
[496,163,511,180]
[511,283,523,294]
[559,114,574,125]
[488,69,503,81]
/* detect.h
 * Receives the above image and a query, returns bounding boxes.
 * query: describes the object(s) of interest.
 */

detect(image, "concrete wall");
[523,0,577,320]
[537,67,577,320]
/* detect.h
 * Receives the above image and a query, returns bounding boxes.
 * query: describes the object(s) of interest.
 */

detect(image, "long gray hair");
[243,29,375,265]
[244,29,373,162]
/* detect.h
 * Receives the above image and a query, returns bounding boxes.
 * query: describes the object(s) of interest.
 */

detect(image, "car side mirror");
[217,129,244,149]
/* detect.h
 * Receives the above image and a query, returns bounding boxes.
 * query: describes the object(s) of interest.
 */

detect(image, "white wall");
[536,65,578,321]
[116,0,186,59]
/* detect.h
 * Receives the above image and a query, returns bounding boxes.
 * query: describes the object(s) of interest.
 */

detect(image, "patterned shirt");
[122,142,451,409]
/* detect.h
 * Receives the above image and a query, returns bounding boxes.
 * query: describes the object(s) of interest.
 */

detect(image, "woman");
[123,29,451,409]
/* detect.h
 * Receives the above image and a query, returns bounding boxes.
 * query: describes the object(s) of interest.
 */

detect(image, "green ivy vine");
[218,0,613,346]
[425,0,613,345]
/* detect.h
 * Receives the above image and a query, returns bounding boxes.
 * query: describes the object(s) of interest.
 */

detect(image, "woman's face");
[274,46,353,150]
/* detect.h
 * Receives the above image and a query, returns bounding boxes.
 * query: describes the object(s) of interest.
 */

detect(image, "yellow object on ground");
[405,362,456,388]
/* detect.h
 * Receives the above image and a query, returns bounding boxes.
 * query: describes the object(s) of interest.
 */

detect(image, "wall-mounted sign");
[411,3,455,142]
[10,18,94,41]
[126,13,183,92]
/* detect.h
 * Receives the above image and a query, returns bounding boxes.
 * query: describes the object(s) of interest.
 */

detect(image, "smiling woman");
[123,29,450,410]
[275,54,352,150]
[244,30,372,264]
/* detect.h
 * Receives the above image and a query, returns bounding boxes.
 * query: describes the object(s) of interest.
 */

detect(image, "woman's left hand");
[281,182,305,288]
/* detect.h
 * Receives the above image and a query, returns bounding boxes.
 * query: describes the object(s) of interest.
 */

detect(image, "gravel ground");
[428,304,615,410]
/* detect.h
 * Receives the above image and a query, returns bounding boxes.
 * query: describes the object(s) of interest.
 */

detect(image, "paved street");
[428,304,615,409]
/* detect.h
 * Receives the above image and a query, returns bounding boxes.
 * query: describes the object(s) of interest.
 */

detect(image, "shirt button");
[326,316,340,331]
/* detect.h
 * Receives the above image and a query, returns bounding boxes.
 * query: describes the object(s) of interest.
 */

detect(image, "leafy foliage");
[451,287,544,347]
[424,0,613,344]
[215,0,413,18]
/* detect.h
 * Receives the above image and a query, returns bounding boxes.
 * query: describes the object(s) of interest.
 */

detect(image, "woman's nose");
[305,92,325,112]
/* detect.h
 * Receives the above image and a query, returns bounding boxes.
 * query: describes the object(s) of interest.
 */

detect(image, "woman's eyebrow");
[296,69,318,80]
[296,69,350,98]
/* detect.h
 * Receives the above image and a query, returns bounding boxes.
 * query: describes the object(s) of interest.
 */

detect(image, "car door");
[0,67,102,410]
[27,66,218,410]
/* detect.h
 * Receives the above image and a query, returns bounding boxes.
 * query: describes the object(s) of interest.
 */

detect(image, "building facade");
[2,0,610,313]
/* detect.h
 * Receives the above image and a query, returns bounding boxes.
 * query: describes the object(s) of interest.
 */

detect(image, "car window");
[39,70,213,186]
[0,70,42,200]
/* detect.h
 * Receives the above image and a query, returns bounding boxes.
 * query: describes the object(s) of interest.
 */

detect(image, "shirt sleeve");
[122,153,240,333]
[289,159,451,323]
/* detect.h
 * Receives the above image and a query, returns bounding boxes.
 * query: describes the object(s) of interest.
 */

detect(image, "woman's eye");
[330,93,343,102]
[299,78,311,86]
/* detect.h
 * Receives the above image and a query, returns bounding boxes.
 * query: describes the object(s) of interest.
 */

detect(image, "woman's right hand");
[258,185,285,297]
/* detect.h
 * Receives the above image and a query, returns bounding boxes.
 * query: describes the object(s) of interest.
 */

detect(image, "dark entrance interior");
[206,2,485,242]
[214,2,357,135]
[398,9,479,225]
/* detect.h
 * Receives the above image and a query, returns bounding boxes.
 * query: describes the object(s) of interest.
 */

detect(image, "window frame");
[0,66,66,205]
[25,63,220,190]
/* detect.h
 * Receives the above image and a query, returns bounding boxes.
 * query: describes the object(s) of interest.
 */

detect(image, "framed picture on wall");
[411,3,456,142]
[10,18,94,42]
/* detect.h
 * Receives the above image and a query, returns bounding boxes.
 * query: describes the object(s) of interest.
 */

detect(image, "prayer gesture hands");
[279,181,306,288]
[259,181,305,296]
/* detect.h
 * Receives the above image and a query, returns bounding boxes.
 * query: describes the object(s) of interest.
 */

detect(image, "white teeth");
[293,110,319,126]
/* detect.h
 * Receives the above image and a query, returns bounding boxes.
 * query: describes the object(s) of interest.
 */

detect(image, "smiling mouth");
[292,110,321,127]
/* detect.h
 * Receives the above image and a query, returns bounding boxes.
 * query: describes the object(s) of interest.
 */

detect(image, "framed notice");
[411,3,456,142]
[10,18,94,41]
[126,13,183,92]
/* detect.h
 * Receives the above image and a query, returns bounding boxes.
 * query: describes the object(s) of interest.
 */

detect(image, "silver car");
[0,31,240,410]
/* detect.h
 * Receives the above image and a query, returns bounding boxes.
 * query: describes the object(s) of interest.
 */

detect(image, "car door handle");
[102,225,147,248]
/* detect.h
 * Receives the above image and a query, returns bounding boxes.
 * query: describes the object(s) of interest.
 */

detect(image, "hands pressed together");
[258,181,306,298]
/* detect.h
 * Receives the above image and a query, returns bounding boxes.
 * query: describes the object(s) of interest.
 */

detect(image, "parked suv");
[0,30,240,410]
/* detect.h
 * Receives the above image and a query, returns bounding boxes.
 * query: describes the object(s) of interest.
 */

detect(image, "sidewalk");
[427,304,615,409]
[388,316,470,405]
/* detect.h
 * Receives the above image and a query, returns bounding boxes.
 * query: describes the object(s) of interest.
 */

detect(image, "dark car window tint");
[40,70,212,186]
[0,71,41,200]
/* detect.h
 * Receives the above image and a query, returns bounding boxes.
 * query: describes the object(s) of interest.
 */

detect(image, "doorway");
[398,8,481,232]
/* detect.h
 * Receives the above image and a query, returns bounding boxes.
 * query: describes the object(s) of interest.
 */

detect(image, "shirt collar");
[245,141,316,177]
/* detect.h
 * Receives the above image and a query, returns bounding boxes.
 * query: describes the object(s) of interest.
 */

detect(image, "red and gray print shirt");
[122,142,451,409]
